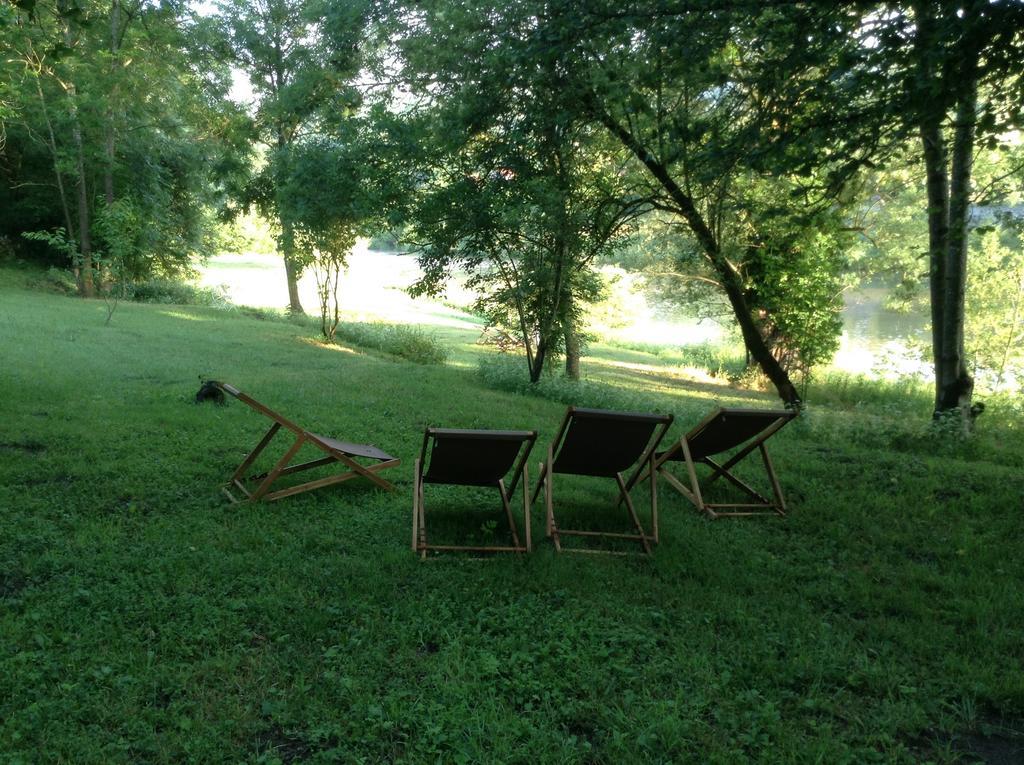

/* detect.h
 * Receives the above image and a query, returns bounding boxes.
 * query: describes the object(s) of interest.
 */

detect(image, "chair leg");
[679,438,709,517]
[703,457,772,505]
[544,450,561,552]
[418,480,427,560]
[760,443,787,515]
[617,472,651,554]
[530,461,547,504]
[412,459,421,552]
[230,422,281,484]
[615,466,645,508]
[522,463,532,552]
[249,435,305,501]
[650,454,659,545]
[541,462,551,536]
[498,479,522,551]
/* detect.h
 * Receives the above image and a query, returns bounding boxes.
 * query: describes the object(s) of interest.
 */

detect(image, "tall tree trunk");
[564,320,581,379]
[920,122,949,409]
[275,126,304,314]
[530,339,548,383]
[68,91,93,298]
[103,0,120,206]
[917,1,979,429]
[596,107,800,406]
[59,17,93,297]
[561,278,581,378]
[34,79,77,261]
[936,50,978,425]
[280,215,305,313]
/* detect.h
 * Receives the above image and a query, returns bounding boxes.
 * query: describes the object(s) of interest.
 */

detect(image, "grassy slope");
[1,275,1023,764]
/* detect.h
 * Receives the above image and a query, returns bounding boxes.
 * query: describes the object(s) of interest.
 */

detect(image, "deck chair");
[531,407,673,555]
[413,428,536,558]
[209,382,401,502]
[647,408,796,518]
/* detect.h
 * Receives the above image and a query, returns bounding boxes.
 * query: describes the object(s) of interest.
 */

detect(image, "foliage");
[389,0,653,383]
[1,0,243,293]
[125,279,231,308]
[32,266,80,295]
[737,198,850,377]
[216,0,369,311]
[603,339,748,381]
[478,354,687,419]
[387,0,869,404]
[302,224,354,343]
[335,321,449,365]
[965,219,1024,392]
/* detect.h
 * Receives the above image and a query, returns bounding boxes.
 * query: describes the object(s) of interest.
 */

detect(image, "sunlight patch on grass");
[159,310,211,322]
[299,336,360,354]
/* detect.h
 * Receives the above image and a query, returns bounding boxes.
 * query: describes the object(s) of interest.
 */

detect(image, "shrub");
[126,278,231,308]
[335,322,449,365]
[477,354,685,417]
[803,371,933,411]
[34,267,79,295]
[604,338,747,379]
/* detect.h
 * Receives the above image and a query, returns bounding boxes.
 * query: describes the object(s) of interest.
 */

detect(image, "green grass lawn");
[2,272,1023,763]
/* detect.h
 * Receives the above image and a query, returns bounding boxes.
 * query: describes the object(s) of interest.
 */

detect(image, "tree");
[216,0,367,313]
[384,0,871,404]
[278,130,382,340]
[388,0,650,382]
[568,1,876,406]
[903,1,1023,425]
[406,127,640,382]
[2,0,243,297]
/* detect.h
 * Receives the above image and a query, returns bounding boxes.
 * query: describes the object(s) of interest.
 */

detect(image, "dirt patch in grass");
[909,725,1024,764]
[0,439,46,453]
[958,731,1024,765]
[0,570,28,599]
[253,724,341,764]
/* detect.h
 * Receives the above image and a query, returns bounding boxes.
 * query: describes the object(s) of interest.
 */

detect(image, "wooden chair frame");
[211,382,400,503]
[412,428,536,558]
[645,408,794,518]
[531,407,673,555]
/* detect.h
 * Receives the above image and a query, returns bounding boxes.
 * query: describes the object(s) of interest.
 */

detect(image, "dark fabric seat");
[203,381,400,503]
[533,407,673,554]
[413,428,537,557]
[650,407,796,518]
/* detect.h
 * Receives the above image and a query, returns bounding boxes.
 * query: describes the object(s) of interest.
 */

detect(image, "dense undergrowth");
[2,270,1023,763]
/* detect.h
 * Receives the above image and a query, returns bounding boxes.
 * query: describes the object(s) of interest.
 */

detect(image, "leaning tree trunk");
[530,339,548,383]
[596,108,800,407]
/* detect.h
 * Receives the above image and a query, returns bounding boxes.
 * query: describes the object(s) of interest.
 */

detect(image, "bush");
[477,354,685,417]
[126,278,231,308]
[33,267,79,295]
[803,371,933,411]
[604,338,747,379]
[367,232,411,253]
[335,322,449,365]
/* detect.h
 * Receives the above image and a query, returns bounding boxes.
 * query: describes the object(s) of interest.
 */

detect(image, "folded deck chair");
[209,382,400,502]
[531,407,673,555]
[413,428,536,558]
[648,408,796,518]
